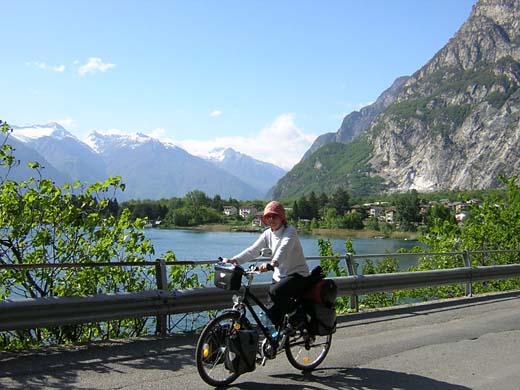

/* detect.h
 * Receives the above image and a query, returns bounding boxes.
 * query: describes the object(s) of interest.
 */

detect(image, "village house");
[368,205,384,221]
[251,211,263,227]
[385,207,396,224]
[239,205,257,219]
[223,205,238,216]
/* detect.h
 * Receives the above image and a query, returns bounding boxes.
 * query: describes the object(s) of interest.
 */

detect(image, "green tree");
[297,196,312,220]
[210,195,224,211]
[394,190,421,231]
[330,187,350,215]
[308,191,320,220]
[343,212,364,230]
[318,192,329,211]
[0,122,207,349]
[291,200,300,222]
[414,175,520,300]
[366,216,380,231]
[323,208,339,228]
[424,204,454,228]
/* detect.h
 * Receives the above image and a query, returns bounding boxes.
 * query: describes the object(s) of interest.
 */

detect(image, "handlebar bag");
[214,262,244,290]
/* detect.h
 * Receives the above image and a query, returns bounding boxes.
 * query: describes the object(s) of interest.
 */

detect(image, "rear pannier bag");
[225,329,259,374]
[305,302,337,336]
[214,262,244,290]
[303,278,338,336]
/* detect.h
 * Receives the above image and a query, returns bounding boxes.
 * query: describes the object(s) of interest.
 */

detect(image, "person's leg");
[268,274,306,326]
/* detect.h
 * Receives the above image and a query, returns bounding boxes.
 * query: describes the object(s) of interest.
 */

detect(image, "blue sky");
[1,0,476,170]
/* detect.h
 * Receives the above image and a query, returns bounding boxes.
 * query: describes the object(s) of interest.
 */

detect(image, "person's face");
[265,214,283,231]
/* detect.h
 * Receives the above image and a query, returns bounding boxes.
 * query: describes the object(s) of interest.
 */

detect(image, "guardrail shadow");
[0,333,200,389]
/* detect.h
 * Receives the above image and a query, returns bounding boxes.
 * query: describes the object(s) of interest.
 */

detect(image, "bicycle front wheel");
[285,328,332,371]
[195,311,242,387]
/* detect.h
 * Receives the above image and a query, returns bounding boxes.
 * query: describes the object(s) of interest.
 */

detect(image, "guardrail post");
[462,250,473,297]
[345,253,359,311]
[155,259,168,336]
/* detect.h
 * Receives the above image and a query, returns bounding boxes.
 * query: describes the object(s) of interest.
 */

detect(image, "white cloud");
[78,57,116,76]
[210,110,222,117]
[92,128,126,136]
[55,117,75,128]
[173,114,317,170]
[147,127,166,139]
[83,115,316,170]
[27,61,66,72]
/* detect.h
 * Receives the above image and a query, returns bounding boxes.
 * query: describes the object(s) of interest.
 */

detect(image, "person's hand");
[222,257,237,264]
[259,262,270,272]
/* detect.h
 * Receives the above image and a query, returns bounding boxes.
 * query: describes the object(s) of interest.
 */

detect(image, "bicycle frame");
[230,269,279,346]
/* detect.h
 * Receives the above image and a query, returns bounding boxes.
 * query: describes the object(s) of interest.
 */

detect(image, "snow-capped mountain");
[0,133,71,185]
[11,123,76,142]
[205,147,286,195]
[5,123,284,200]
[86,131,265,200]
[12,123,106,184]
[85,131,154,153]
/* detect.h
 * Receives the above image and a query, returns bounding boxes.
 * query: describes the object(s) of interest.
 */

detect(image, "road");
[1,291,520,389]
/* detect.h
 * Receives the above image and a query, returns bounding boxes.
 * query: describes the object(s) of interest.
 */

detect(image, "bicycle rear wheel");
[195,311,242,387]
[285,328,332,371]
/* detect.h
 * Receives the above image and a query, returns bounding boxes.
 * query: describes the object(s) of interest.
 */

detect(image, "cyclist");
[222,201,309,327]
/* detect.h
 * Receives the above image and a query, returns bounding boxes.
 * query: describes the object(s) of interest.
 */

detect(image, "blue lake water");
[145,228,424,274]
[144,228,426,331]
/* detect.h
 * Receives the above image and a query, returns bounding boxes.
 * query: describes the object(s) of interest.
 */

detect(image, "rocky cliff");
[369,0,520,192]
[272,0,520,198]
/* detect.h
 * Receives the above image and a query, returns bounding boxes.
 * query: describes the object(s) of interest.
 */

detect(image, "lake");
[145,228,424,273]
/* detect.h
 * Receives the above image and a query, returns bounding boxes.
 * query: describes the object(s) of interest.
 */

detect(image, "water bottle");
[259,311,278,338]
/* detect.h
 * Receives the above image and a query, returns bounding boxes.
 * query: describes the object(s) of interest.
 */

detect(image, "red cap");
[261,201,287,225]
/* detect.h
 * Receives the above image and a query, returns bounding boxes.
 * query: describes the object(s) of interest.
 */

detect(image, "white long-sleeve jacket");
[233,225,309,282]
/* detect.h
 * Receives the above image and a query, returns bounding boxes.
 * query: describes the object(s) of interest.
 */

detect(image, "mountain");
[86,132,264,201]
[0,132,71,185]
[4,123,278,200]
[205,147,286,195]
[302,75,410,160]
[271,0,520,199]
[11,123,106,184]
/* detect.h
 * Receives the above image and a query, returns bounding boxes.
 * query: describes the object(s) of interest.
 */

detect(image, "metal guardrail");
[1,250,520,333]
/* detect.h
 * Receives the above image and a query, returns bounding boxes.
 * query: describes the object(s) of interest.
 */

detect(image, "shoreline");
[168,224,419,241]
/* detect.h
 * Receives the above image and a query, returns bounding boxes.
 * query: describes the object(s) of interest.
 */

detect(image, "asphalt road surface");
[1,291,520,389]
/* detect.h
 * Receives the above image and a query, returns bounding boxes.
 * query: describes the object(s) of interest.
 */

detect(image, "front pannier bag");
[303,278,338,336]
[225,329,259,374]
[214,262,244,290]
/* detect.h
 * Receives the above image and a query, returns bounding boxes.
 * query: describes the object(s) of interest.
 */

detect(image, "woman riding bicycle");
[223,201,309,327]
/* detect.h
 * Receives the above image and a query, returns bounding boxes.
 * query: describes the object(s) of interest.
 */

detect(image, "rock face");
[368,0,520,192]
[272,0,520,198]
[303,76,409,160]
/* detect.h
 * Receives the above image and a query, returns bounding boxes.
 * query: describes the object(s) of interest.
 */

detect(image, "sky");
[1,0,477,170]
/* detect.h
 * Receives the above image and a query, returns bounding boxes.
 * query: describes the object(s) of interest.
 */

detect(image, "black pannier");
[303,276,338,336]
[225,329,258,374]
[305,302,337,336]
[214,262,244,290]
